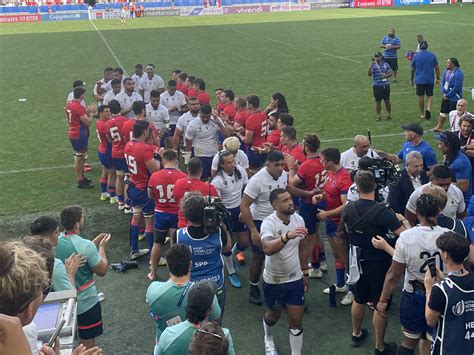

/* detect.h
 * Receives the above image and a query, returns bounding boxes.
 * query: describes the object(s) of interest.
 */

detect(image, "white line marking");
[0,163,100,175]
[320,51,362,64]
[232,29,250,35]
[463,87,473,92]
[267,37,293,46]
[89,20,128,76]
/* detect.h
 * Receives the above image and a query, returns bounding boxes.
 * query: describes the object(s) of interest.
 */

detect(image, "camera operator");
[347,156,390,204]
[424,231,474,355]
[176,192,231,320]
[342,171,408,353]
[388,151,428,214]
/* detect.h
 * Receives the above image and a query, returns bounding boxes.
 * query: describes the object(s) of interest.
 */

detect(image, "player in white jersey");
[377,194,449,355]
[102,79,122,106]
[340,135,379,173]
[93,67,114,104]
[103,67,124,92]
[211,151,248,288]
[145,90,169,139]
[115,78,142,118]
[131,64,143,93]
[139,64,165,103]
[172,97,199,151]
[260,188,308,355]
[160,80,187,148]
[67,80,86,107]
[211,136,249,179]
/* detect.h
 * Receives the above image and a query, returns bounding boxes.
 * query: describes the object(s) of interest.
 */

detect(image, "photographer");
[176,192,232,319]
[368,52,392,122]
[342,171,408,354]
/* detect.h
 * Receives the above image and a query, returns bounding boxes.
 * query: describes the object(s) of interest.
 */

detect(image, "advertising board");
[223,5,271,14]
[0,14,41,23]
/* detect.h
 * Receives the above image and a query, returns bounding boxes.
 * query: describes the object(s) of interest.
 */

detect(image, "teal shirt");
[55,233,101,314]
[146,280,221,342]
[156,320,234,355]
[52,258,74,292]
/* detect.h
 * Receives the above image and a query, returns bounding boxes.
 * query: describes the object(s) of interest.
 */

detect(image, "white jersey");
[244,168,288,221]
[393,225,449,292]
[103,79,123,93]
[131,73,143,92]
[139,74,165,103]
[211,165,248,209]
[160,91,187,125]
[347,182,389,203]
[340,147,379,172]
[103,90,118,105]
[406,182,465,218]
[93,78,111,104]
[115,91,142,118]
[260,212,305,284]
[176,112,198,138]
[211,149,249,172]
[449,110,472,132]
[185,118,220,157]
[67,92,86,107]
[146,103,169,131]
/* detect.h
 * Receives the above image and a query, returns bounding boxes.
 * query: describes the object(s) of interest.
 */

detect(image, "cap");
[401,123,423,136]
[374,52,383,58]
[187,281,217,310]
[419,41,428,50]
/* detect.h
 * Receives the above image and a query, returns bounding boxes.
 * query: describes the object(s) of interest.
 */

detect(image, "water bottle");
[329,285,336,307]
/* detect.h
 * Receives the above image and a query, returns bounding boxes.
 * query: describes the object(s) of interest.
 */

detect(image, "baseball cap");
[374,52,383,58]
[401,123,424,136]
[419,41,428,50]
[187,281,217,310]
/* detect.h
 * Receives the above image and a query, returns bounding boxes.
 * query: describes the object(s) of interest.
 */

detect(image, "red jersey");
[173,177,218,228]
[66,100,88,139]
[266,129,281,147]
[122,119,159,145]
[148,168,187,214]
[95,118,110,154]
[246,111,268,148]
[281,144,306,167]
[324,168,352,223]
[124,140,156,189]
[106,115,129,159]
[196,91,210,105]
[297,156,327,204]
[235,109,251,128]
[222,102,236,122]
[216,102,225,113]
[177,84,188,96]
[187,88,197,98]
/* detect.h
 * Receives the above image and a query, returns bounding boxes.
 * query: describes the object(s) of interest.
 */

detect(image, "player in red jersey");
[288,134,328,279]
[106,99,130,210]
[265,112,281,148]
[176,72,188,95]
[185,76,197,98]
[173,157,218,230]
[96,105,116,202]
[122,101,160,146]
[147,149,187,280]
[313,147,353,304]
[280,127,306,170]
[124,120,160,261]
[237,95,268,173]
[215,87,225,113]
[66,87,97,189]
[193,78,210,105]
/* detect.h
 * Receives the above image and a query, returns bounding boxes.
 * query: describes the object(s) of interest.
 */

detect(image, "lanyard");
[444,69,455,84]
[177,282,193,308]
[459,131,472,146]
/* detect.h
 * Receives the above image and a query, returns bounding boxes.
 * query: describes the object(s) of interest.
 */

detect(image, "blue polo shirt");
[397,140,437,171]
[371,61,391,86]
[380,35,401,58]
[446,151,472,203]
[411,50,438,85]
[441,68,464,102]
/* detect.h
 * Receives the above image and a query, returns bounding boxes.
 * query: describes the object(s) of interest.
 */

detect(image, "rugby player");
[102,79,122,106]
[115,78,142,118]
[95,105,116,201]
[139,64,165,102]
[160,80,187,148]
[172,97,200,151]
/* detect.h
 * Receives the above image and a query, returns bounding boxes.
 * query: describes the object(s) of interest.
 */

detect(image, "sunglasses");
[18,281,53,313]
[195,329,223,339]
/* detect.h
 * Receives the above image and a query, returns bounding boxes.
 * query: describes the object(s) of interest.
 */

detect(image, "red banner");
[355,0,393,6]
[0,14,41,23]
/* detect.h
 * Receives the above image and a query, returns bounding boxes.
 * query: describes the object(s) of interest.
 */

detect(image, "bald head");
[457,99,468,114]
[353,135,370,157]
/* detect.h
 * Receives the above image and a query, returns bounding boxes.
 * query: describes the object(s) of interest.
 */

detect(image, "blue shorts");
[70,137,88,153]
[299,203,319,234]
[263,278,305,309]
[217,131,225,145]
[113,157,129,173]
[249,220,264,257]
[127,187,154,215]
[400,290,432,337]
[325,219,338,237]
[154,211,178,230]
[98,151,113,169]
[247,149,266,169]
[197,156,213,180]
[228,207,247,233]
[161,125,177,146]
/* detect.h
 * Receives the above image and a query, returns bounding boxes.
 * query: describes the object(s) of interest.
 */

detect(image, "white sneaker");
[158,257,167,266]
[165,237,170,245]
[124,207,133,214]
[323,284,348,294]
[309,268,323,278]
[264,335,278,355]
[130,248,149,260]
[118,204,125,211]
[98,292,105,302]
[320,261,328,272]
[341,291,354,306]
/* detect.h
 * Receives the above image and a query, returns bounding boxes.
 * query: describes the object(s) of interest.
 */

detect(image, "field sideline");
[1,5,473,354]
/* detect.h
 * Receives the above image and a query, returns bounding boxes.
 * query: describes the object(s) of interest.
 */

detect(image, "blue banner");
[393,0,429,5]
[41,12,89,22]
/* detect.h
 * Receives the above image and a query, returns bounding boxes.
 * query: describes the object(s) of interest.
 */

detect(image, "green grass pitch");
[1,5,473,354]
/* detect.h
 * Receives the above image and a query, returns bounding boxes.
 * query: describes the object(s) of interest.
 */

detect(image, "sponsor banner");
[41,12,89,22]
[394,0,429,5]
[181,7,223,16]
[0,14,41,23]
[223,5,271,14]
[311,2,351,8]
[270,3,311,12]
[145,9,180,17]
[354,0,393,7]
[429,0,447,3]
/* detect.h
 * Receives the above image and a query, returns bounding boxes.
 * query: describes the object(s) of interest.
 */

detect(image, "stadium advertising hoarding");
[181,7,224,16]
[145,9,180,16]
[0,14,41,23]
[354,0,393,6]
[394,0,429,5]
[223,5,271,14]
[429,0,448,3]
[41,12,89,21]
[310,0,352,9]
[270,4,311,11]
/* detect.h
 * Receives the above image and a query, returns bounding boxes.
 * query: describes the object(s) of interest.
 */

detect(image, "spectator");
[454,115,474,182]
[340,134,380,173]
[379,28,401,82]
[189,322,229,355]
[264,92,289,116]
[368,52,392,122]
[449,99,471,132]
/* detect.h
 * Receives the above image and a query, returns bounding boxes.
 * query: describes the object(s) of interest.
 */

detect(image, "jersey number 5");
[109,127,121,142]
